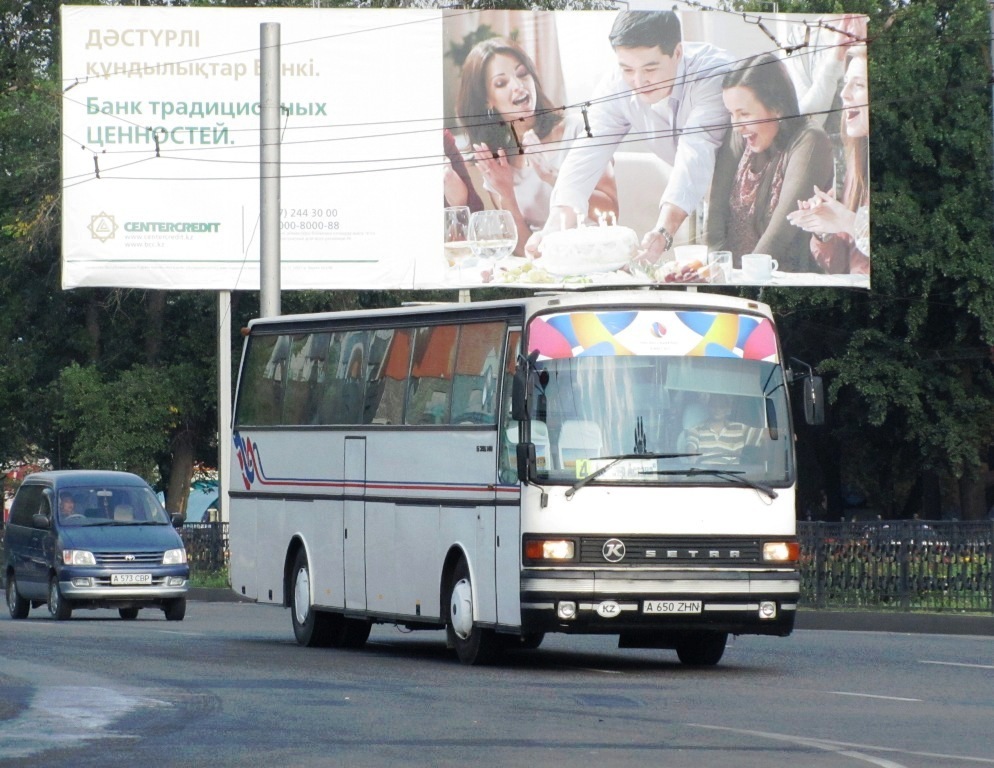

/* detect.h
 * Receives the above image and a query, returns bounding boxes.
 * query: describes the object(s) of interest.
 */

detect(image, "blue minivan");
[3,470,189,621]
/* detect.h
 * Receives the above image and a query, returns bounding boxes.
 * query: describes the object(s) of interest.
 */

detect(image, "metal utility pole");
[260,22,281,318]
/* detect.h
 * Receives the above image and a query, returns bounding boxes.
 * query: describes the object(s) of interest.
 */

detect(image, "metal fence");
[798,520,994,614]
[179,522,229,575]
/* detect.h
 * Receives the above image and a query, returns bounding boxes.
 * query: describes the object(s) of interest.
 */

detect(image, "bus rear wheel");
[446,559,500,665]
[675,632,728,667]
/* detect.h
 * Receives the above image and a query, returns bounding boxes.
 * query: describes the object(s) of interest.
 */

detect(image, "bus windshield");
[519,308,792,488]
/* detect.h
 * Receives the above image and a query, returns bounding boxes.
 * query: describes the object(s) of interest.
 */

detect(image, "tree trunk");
[166,430,196,518]
[958,473,985,521]
[145,290,166,365]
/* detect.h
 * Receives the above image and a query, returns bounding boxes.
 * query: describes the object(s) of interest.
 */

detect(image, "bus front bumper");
[520,569,798,637]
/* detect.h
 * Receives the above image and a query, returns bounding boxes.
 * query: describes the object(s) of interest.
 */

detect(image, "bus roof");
[244,290,773,334]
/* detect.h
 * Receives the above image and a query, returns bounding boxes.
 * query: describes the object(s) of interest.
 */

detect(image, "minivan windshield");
[57,486,171,526]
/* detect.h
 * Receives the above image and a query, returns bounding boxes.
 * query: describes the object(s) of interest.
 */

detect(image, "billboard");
[62,6,870,291]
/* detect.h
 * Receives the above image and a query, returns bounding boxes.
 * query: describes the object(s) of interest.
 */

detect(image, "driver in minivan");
[59,493,81,523]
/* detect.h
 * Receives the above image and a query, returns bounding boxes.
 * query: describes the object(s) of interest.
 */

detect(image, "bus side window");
[367,328,412,425]
[235,334,289,427]
[406,325,456,425]
[452,322,504,425]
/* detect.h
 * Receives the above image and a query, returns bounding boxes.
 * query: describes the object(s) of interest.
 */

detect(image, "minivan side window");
[9,485,44,527]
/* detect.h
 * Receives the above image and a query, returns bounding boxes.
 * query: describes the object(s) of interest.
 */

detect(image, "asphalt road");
[2,600,993,768]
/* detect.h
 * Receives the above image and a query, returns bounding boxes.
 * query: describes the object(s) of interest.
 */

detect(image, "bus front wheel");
[675,632,728,667]
[446,559,499,665]
[291,549,334,647]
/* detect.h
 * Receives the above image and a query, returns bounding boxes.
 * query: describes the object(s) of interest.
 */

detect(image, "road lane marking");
[920,660,994,670]
[691,724,994,766]
[829,691,922,702]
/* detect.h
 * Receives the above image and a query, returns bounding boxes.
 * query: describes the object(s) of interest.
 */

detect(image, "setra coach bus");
[228,290,823,665]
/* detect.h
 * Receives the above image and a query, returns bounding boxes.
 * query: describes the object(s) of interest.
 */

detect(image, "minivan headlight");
[163,548,188,565]
[63,550,96,566]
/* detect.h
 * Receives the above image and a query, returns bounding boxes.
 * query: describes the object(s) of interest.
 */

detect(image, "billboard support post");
[260,22,281,318]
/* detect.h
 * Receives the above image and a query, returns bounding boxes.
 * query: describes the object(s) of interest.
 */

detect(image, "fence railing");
[5,520,992,613]
[179,522,230,575]
[797,520,994,614]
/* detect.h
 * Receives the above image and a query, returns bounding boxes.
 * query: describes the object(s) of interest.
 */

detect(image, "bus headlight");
[762,541,800,563]
[524,539,575,562]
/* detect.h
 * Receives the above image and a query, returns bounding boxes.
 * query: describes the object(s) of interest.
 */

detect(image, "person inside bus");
[682,394,763,465]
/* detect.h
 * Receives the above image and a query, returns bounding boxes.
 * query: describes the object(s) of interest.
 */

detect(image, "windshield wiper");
[565,453,697,499]
[645,467,778,500]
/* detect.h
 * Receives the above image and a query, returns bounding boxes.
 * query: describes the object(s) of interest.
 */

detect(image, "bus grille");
[580,537,762,566]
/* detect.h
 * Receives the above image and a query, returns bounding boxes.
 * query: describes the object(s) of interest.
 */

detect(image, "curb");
[794,609,994,636]
[187,587,254,603]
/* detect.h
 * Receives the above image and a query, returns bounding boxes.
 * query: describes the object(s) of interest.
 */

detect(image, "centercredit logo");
[88,212,221,242]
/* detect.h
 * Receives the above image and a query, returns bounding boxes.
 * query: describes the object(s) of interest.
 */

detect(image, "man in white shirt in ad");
[526,10,733,262]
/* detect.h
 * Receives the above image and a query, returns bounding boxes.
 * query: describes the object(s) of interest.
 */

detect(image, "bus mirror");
[804,376,825,425]
[511,367,528,420]
[516,442,536,483]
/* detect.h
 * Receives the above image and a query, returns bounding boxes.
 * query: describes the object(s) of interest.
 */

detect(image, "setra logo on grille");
[602,538,626,563]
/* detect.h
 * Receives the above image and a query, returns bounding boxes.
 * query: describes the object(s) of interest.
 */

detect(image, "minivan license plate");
[111,573,152,586]
[643,600,702,614]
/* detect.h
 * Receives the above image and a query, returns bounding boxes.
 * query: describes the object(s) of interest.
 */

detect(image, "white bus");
[229,290,822,665]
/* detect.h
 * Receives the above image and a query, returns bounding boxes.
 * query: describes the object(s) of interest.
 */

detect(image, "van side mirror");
[32,513,51,530]
[804,376,825,426]
[170,513,184,528]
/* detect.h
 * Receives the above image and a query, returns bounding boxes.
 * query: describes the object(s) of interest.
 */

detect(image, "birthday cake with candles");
[537,221,640,276]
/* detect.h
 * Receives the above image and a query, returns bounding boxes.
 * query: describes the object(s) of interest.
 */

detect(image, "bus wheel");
[517,632,544,650]
[290,549,334,647]
[336,618,372,649]
[446,559,499,665]
[675,632,727,667]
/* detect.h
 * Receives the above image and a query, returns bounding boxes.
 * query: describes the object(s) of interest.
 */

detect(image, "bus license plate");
[643,600,702,614]
[111,573,152,586]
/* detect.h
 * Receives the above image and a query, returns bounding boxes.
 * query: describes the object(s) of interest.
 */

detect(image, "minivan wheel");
[163,597,186,621]
[48,577,73,620]
[6,574,30,619]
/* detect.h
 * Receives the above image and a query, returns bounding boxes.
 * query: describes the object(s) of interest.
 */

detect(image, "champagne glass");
[469,210,517,262]
[443,206,471,268]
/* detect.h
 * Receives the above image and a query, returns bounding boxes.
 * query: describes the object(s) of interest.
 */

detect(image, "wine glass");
[468,210,517,262]
[443,206,471,268]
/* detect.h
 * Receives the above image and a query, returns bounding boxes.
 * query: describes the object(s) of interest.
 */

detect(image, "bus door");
[344,436,367,610]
